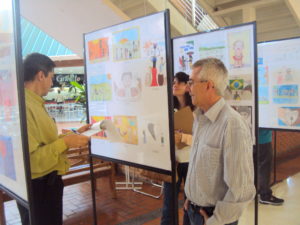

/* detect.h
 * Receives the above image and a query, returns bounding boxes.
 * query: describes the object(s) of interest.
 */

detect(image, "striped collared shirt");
[185,98,255,225]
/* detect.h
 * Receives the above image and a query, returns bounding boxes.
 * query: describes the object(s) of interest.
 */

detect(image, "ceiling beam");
[212,0,281,16]
[197,0,228,26]
[284,0,300,27]
[243,7,256,23]
[147,0,197,35]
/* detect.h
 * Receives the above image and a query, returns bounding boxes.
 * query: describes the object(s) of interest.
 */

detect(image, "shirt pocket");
[200,144,222,173]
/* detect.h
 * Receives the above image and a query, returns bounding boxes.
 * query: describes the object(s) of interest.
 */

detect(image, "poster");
[173,23,256,140]
[0,0,28,201]
[258,37,300,130]
[85,12,172,171]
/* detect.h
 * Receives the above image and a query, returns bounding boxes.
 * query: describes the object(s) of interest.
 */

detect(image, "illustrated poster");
[173,23,256,140]
[258,38,300,130]
[0,0,28,201]
[85,12,172,171]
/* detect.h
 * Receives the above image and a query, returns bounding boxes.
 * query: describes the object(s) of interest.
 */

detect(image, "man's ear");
[207,80,214,90]
[36,71,45,81]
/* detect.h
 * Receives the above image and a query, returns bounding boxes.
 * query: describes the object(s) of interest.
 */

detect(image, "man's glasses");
[187,79,208,86]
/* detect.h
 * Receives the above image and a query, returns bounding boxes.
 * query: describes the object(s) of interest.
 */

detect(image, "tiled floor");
[4,120,300,225]
[4,155,300,225]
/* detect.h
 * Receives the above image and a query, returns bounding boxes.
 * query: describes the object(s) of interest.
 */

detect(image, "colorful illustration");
[199,42,225,61]
[258,59,269,85]
[259,86,269,104]
[113,72,142,100]
[177,40,194,73]
[230,79,244,90]
[228,30,251,68]
[140,120,165,147]
[90,116,112,139]
[0,135,16,180]
[273,85,298,104]
[278,107,300,127]
[224,75,252,101]
[143,40,166,87]
[274,67,295,84]
[89,74,112,101]
[113,27,140,61]
[88,37,109,63]
[113,116,138,145]
[0,70,15,120]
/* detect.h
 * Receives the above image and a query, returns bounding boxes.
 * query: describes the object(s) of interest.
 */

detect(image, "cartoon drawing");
[88,37,109,63]
[273,85,298,104]
[232,40,244,68]
[0,70,15,121]
[258,63,269,85]
[259,86,269,104]
[113,116,138,145]
[224,75,252,101]
[278,107,300,127]
[228,30,251,69]
[90,116,112,139]
[143,40,166,87]
[89,74,112,101]
[0,136,16,180]
[114,72,142,100]
[178,40,194,73]
[113,27,140,61]
[199,43,225,61]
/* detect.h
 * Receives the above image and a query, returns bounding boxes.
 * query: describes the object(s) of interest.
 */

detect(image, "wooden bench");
[0,147,116,225]
[63,147,117,198]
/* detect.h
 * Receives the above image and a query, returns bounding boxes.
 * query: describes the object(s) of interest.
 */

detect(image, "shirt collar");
[204,98,225,123]
[25,88,45,106]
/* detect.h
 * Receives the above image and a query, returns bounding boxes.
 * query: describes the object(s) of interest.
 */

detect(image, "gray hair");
[192,58,228,96]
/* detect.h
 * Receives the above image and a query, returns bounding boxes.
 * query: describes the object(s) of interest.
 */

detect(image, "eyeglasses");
[187,79,208,86]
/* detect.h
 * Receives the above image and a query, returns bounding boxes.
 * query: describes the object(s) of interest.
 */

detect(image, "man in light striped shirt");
[184,58,255,225]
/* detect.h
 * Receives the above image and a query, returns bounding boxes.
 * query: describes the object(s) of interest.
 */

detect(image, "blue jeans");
[187,205,238,225]
[161,163,190,225]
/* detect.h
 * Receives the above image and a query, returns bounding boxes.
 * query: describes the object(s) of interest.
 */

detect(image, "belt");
[190,202,215,216]
[34,171,59,185]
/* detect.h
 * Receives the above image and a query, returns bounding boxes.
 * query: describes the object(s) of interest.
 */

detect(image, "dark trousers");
[17,172,64,225]
[161,163,190,225]
[187,204,238,225]
[254,142,273,198]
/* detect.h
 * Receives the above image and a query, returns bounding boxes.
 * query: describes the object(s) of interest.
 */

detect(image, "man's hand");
[77,124,92,133]
[63,134,90,149]
[183,199,190,211]
[199,209,209,225]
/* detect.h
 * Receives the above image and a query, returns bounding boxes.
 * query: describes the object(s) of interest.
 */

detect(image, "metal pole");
[89,150,98,225]
[273,131,277,183]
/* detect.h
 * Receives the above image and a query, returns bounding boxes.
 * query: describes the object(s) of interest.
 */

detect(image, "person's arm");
[207,118,255,225]
[181,133,192,146]
[27,112,89,174]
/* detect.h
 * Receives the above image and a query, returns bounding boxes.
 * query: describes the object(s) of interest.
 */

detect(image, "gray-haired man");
[184,58,255,225]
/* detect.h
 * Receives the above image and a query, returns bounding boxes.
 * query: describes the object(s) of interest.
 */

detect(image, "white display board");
[84,11,172,171]
[258,37,300,130]
[173,23,256,140]
[0,0,28,201]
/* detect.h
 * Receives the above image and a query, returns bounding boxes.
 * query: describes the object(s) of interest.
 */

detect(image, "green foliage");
[69,81,86,106]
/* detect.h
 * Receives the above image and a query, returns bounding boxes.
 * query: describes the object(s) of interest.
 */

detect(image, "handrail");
[170,0,218,31]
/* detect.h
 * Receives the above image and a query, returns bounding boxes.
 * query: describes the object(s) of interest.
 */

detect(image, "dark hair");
[23,53,55,82]
[173,72,195,111]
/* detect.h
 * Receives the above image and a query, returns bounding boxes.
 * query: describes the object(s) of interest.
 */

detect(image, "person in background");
[256,128,284,205]
[161,72,194,225]
[17,53,91,225]
[184,58,255,225]
[56,89,65,114]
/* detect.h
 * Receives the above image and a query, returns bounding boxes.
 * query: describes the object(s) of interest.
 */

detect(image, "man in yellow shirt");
[17,53,90,225]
